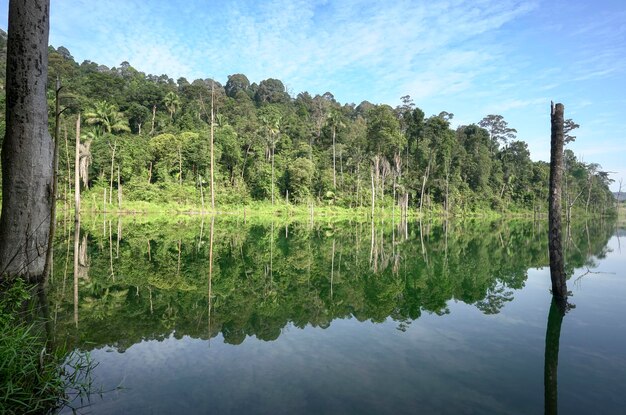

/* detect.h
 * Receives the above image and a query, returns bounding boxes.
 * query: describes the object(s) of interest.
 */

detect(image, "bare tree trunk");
[356,162,361,208]
[419,156,432,217]
[109,139,117,204]
[75,115,81,217]
[43,77,63,279]
[549,102,567,300]
[73,215,80,327]
[0,0,53,280]
[585,176,593,216]
[199,174,205,214]
[210,83,215,210]
[445,161,450,214]
[340,148,344,188]
[392,172,396,221]
[64,123,72,210]
[371,168,375,217]
[150,104,156,135]
[332,127,337,189]
[271,140,275,205]
[178,145,183,186]
[117,165,122,210]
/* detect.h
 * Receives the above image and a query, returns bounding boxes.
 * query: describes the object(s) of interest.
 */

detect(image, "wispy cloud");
[40,0,536,104]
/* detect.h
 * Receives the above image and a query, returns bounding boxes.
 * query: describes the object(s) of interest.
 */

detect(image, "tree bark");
[150,104,156,135]
[109,139,117,204]
[75,115,81,218]
[332,126,337,189]
[0,0,53,280]
[549,102,567,300]
[210,83,215,209]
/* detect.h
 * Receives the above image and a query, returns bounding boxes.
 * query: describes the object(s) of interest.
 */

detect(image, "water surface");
[47,216,626,414]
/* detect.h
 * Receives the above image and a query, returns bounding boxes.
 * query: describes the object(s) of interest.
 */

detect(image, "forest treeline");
[0,36,616,214]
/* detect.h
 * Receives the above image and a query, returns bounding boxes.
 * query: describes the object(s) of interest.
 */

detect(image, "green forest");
[0,32,616,215]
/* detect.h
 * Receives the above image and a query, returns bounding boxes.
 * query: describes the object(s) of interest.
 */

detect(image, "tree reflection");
[47,217,614,351]
[544,298,567,415]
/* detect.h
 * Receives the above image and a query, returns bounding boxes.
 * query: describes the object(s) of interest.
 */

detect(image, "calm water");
[47,216,626,414]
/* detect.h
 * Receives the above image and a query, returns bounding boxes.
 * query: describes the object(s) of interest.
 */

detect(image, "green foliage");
[1,43,610,216]
[0,279,96,414]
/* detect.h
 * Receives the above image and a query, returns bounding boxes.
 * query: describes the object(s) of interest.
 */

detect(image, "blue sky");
[1,0,625,190]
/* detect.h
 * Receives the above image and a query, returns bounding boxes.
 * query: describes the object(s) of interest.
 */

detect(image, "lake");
[46,215,626,414]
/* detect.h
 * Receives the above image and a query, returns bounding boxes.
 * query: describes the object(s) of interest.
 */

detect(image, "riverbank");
[68,197,544,220]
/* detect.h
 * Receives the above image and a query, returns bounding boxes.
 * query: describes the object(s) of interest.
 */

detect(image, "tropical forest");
[0,2,625,415]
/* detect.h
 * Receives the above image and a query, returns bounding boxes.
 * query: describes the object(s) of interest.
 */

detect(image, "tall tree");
[478,114,517,153]
[327,108,345,189]
[0,0,53,280]
[163,91,181,120]
[84,101,130,134]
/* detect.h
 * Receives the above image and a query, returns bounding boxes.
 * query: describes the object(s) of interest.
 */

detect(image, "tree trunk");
[150,104,156,135]
[549,102,567,300]
[356,163,361,208]
[0,0,53,280]
[585,176,593,216]
[75,115,81,218]
[109,139,117,204]
[445,162,450,214]
[332,127,337,189]
[210,83,215,209]
[43,77,62,279]
[117,165,122,209]
[371,168,375,217]
[271,140,275,205]
[178,145,182,186]
[64,122,72,211]
[419,156,432,217]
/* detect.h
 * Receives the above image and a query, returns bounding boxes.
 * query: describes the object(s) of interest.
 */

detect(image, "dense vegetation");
[0,35,614,214]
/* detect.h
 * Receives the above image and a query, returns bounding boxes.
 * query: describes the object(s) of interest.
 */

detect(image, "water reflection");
[544,298,566,415]
[47,217,615,351]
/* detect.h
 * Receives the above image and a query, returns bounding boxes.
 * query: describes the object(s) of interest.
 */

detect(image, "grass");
[68,190,542,221]
[0,279,97,414]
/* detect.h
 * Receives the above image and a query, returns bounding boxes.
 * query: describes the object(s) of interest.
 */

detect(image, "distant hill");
[614,192,626,202]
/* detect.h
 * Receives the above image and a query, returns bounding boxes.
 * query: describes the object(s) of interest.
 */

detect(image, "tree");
[259,110,282,205]
[0,0,53,280]
[564,118,579,144]
[326,108,345,189]
[84,101,130,134]
[255,79,289,104]
[478,114,517,153]
[163,91,181,120]
[85,101,130,203]
[225,74,250,98]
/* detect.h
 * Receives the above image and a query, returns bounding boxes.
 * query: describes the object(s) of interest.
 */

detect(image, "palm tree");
[164,91,181,121]
[260,114,281,205]
[84,101,130,134]
[84,101,130,203]
[326,109,345,189]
